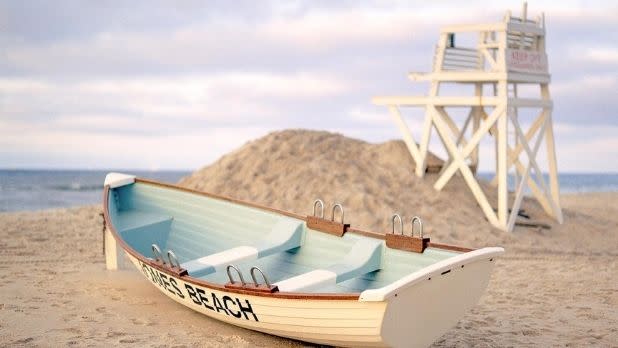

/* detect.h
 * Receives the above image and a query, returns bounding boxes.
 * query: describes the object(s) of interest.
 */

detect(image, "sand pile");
[180,130,542,248]
[180,130,487,241]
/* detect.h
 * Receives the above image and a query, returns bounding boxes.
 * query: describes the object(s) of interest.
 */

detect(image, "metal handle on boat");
[152,244,165,263]
[226,265,246,285]
[391,214,403,235]
[331,203,344,224]
[411,216,423,238]
[249,266,271,288]
[313,199,325,218]
[167,250,181,269]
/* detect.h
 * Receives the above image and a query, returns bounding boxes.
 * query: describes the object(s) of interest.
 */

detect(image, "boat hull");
[122,250,497,347]
[125,253,388,347]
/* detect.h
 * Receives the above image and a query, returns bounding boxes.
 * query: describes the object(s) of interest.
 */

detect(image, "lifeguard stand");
[374,3,563,232]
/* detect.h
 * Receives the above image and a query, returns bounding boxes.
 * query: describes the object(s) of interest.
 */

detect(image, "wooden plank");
[388,106,422,166]
[443,56,480,64]
[306,216,349,237]
[438,111,473,177]
[385,234,430,253]
[430,105,500,227]
[497,115,508,227]
[373,96,499,107]
[442,65,478,71]
[434,104,505,190]
[507,22,545,35]
[481,49,498,70]
[507,115,559,220]
[408,71,550,83]
[542,84,564,224]
[416,109,435,177]
[440,22,506,33]
[225,282,279,294]
[490,109,546,186]
[508,98,552,108]
[511,114,552,206]
[512,158,555,217]
[506,114,546,231]
[471,109,480,169]
[444,46,479,54]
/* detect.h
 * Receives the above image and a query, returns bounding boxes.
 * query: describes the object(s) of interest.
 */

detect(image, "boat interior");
[107,181,462,294]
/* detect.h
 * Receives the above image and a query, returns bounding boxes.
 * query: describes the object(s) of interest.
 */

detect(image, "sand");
[1,130,617,347]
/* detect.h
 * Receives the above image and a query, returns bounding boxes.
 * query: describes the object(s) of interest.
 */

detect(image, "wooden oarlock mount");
[151,244,188,277]
[385,214,430,253]
[306,199,350,237]
[373,2,563,232]
[224,265,279,293]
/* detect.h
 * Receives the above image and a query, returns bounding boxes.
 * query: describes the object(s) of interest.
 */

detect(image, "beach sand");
[1,131,617,347]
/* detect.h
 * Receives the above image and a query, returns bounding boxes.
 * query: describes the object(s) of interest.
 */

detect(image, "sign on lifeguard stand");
[374,3,563,232]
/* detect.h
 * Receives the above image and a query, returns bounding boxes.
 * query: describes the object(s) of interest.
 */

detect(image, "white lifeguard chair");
[374,3,563,232]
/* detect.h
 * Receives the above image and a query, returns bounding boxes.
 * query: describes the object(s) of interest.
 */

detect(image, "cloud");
[578,47,618,65]
[0,73,349,131]
[0,123,275,170]
[0,1,616,171]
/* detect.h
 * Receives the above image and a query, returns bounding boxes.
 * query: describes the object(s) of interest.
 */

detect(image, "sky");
[1,0,616,172]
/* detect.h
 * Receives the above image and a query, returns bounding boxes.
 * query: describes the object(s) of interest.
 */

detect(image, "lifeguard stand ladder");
[374,3,563,232]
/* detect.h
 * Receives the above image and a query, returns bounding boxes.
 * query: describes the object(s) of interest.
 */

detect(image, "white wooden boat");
[103,173,503,347]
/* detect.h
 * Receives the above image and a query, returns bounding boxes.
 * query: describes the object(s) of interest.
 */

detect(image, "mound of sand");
[180,130,533,247]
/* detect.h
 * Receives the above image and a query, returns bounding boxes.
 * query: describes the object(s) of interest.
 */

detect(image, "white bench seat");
[181,218,303,278]
[275,239,383,292]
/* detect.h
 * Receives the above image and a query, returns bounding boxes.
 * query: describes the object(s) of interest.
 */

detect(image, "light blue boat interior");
[107,181,461,293]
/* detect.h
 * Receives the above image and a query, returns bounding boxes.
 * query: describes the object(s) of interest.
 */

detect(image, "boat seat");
[181,218,304,277]
[116,211,174,257]
[274,238,383,292]
[116,211,173,233]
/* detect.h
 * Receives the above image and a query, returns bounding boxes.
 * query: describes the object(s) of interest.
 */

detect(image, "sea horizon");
[1,169,617,213]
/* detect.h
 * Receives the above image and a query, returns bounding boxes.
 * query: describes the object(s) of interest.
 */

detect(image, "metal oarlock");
[151,244,164,263]
[226,265,246,285]
[307,200,349,237]
[313,199,325,218]
[391,214,404,235]
[166,250,181,268]
[385,214,429,253]
[250,266,271,288]
[331,203,344,224]
[411,216,423,238]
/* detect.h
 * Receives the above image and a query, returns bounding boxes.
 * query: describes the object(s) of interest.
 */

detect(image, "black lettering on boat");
[196,288,214,311]
[184,284,201,305]
[139,265,258,322]
[148,266,163,286]
[223,296,241,318]
[236,298,259,322]
[160,273,173,294]
[212,294,229,315]
[169,278,185,298]
[140,262,150,278]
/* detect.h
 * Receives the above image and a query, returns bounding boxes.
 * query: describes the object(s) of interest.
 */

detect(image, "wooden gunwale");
[103,178,474,300]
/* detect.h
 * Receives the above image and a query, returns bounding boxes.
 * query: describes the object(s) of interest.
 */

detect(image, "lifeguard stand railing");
[374,3,562,232]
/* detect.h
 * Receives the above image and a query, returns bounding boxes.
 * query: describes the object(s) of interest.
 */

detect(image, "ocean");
[0,170,616,212]
[0,170,189,212]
